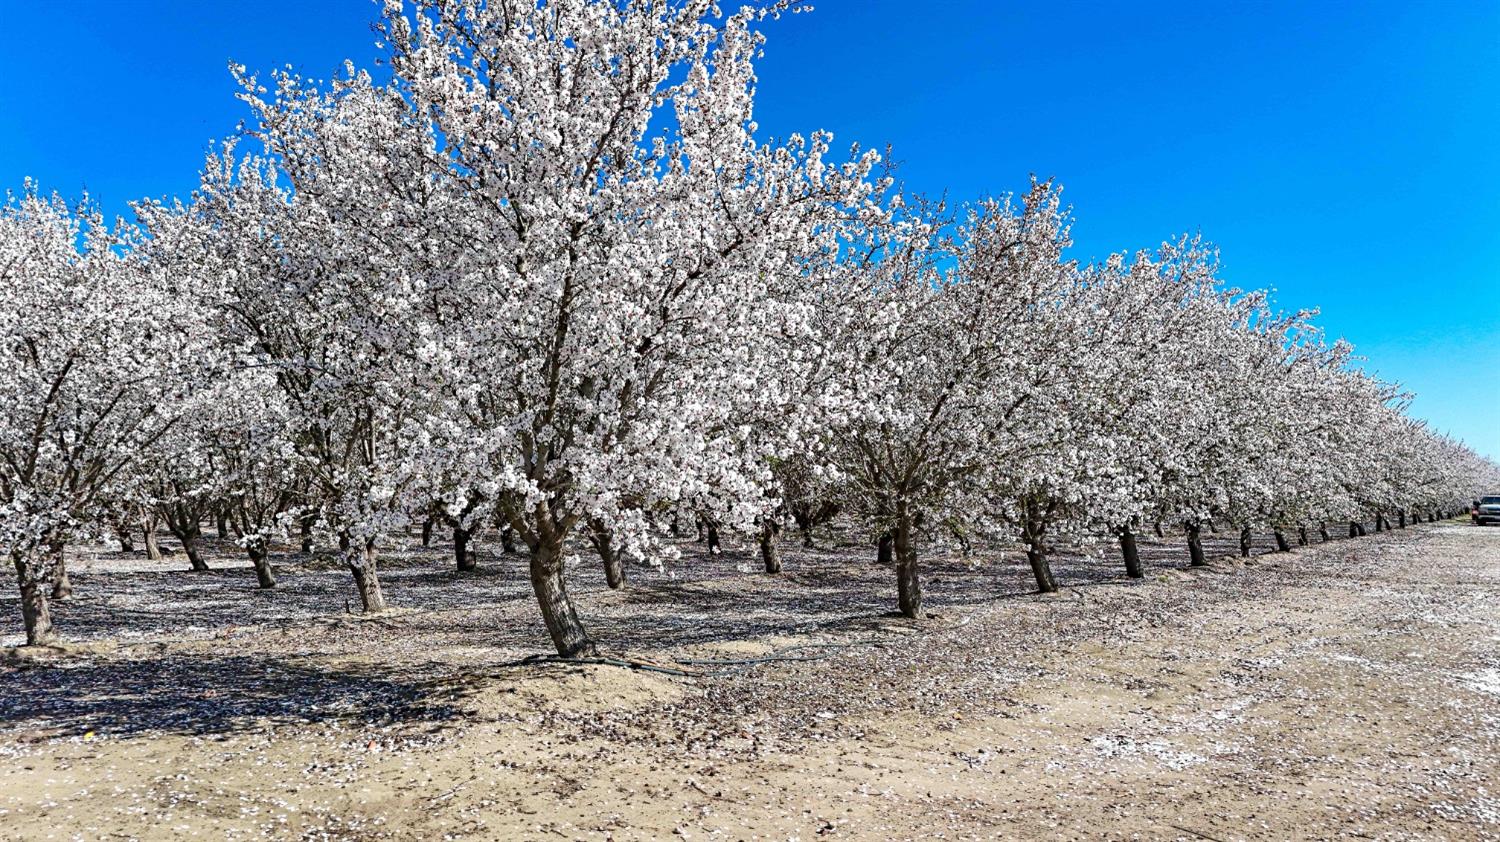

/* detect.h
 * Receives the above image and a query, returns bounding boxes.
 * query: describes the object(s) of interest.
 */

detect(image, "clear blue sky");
[3,1,1496,457]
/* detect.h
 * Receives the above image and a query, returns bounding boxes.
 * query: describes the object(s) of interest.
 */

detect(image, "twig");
[1167,823,1229,842]
[501,653,703,678]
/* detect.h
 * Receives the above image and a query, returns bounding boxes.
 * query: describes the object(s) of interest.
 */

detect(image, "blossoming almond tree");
[0,188,214,644]
[819,182,1084,616]
[1058,239,1226,578]
[381,0,886,655]
[142,89,453,615]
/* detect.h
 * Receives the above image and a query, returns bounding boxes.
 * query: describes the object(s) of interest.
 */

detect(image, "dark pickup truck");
[1474,496,1500,525]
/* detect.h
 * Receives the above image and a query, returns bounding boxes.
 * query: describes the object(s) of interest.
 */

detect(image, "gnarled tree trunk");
[894,509,921,619]
[144,518,163,560]
[1026,542,1057,593]
[1297,526,1308,546]
[454,525,477,572]
[1318,521,1330,542]
[876,530,894,565]
[421,516,435,548]
[247,539,276,589]
[500,527,518,554]
[705,519,722,556]
[183,534,209,571]
[759,518,781,574]
[792,507,815,547]
[589,520,624,589]
[1273,530,1291,552]
[1186,522,1206,567]
[115,524,135,553]
[1023,503,1057,593]
[531,531,596,657]
[344,536,387,613]
[299,511,316,553]
[1119,526,1142,579]
[51,552,72,600]
[13,542,64,645]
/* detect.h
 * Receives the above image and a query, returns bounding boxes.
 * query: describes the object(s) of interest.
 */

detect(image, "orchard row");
[3,0,1494,651]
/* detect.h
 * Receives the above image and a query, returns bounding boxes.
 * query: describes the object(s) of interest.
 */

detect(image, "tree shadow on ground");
[0,654,462,739]
[7,525,1395,658]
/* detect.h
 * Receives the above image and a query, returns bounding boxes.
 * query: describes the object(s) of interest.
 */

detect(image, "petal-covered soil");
[1,521,1496,840]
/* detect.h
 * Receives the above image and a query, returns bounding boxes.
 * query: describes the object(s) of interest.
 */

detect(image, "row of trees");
[4,0,1495,652]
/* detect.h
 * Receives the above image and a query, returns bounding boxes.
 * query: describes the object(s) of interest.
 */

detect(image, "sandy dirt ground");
[1,520,1497,840]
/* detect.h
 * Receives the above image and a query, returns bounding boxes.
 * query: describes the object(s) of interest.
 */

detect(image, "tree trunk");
[13,550,57,646]
[1153,520,1164,538]
[793,508,815,548]
[531,535,597,658]
[1021,498,1058,593]
[1273,530,1291,552]
[144,519,163,560]
[1208,519,1218,534]
[1397,510,1406,528]
[1239,525,1252,558]
[759,519,781,574]
[1026,545,1057,592]
[454,526,477,572]
[248,541,276,589]
[299,513,315,553]
[1298,526,1308,546]
[876,530,894,565]
[51,552,72,600]
[347,538,387,613]
[603,544,625,589]
[183,534,209,571]
[116,524,135,553]
[421,516,435,548]
[500,528,518,554]
[1187,522,1206,567]
[216,508,229,539]
[1119,527,1142,579]
[589,520,624,589]
[894,510,921,619]
[1374,513,1385,533]
[1025,538,1058,593]
[1319,522,1330,542]
[705,520,722,556]
[1349,520,1360,538]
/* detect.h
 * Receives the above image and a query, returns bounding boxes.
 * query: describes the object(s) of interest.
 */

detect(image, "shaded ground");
[1,520,1496,840]
[2,520,1308,654]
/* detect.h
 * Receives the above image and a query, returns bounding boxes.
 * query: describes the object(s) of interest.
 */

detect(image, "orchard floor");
[1,520,1498,840]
